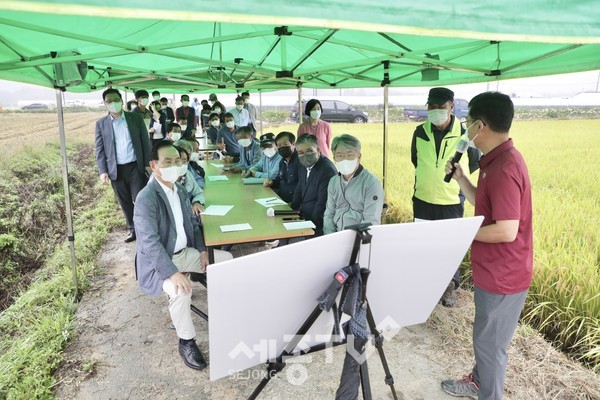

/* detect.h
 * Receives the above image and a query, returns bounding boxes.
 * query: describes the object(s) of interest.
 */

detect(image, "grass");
[271,119,599,371]
[0,141,122,399]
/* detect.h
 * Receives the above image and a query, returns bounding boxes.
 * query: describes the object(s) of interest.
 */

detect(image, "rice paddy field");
[273,119,600,371]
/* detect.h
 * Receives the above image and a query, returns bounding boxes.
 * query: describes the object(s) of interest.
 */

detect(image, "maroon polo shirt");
[471,139,533,294]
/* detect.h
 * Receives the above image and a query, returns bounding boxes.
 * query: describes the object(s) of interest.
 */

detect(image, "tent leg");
[259,89,263,136]
[298,84,303,124]
[56,90,79,298]
[382,85,389,191]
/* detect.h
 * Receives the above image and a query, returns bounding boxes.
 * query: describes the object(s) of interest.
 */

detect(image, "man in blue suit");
[134,141,231,370]
[95,88,151,242]
[291,134,337,237]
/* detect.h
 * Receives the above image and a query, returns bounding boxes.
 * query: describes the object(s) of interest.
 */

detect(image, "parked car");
[291,100,368,123]
[403,98,469,121]
[21,103,49,110]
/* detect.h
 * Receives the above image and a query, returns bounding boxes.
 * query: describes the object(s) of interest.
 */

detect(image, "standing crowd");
[96,86,532,400]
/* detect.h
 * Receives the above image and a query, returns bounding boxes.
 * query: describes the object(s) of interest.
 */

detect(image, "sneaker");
[441,373,479,398]
[440,282,457,307]
[264,240,279,248]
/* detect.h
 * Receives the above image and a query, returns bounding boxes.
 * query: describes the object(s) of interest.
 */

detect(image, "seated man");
[164,123,182,142]
[323,134,384,234]
[264,131,300,203]
[205,113,220,144]
[291,134,337,237]
[228,126,260,172]
[216,113,240,162]
[183,137,206,189]
[134,141,232,371]
[173,141,205,213]
[244,133,282,180]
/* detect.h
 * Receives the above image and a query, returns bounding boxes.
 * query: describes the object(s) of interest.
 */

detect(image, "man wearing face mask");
[245,133,282,180]
[242,91,258,135]
[152,90,161,102]
[297,98,332,159]
[411,87,481,307]
[442,92,532,400]
[132,89,152,133]
[165,123,182,143]
[176,94,196,139]
[229,95,251,128]
[205,113,220,144]
[160,97,175,132]
[323,134,384,234]
[95,88,151,243]
[217,113,241,162]
[134,141,232,371]
[229,126,260,171]
[183,137,206,189]
[263,131,300,203]
[291,134,337,237]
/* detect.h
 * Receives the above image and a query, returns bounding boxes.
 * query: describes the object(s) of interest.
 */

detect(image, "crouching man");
[134,141,232,370]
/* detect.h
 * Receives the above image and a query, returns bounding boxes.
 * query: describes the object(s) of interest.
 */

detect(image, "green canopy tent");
[1,0,599,292]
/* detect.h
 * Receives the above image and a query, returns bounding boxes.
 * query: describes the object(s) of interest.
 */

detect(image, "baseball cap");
[259,133,275,147]
[427,87,454,105]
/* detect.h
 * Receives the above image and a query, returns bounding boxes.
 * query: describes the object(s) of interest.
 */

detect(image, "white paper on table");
[201,205,234,216]
[283,220,316,230]
[220,223,253,233]
[207,175,228,181]
[255,197,287,207]
[210,162,225,168]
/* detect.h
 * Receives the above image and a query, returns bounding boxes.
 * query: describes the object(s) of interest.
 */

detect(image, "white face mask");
[153,95,160,101]
[158,166,180,183]
[182,101,189,107]
[170,132,182,141]
[428,109,449,126]
[243,98,249,104]
[214,107,222,114]
[236,104,243,111]
[190,152,199,162]
[226,121,235,129]
[238,138,252,148]
[106,101,122,113]
[178,163,188,177]
[180,125,187,132]
[310,110,321,120]
[140,98,149,106]
[465,120,480,149]
[210,120,220,127]
[263,147,277,158]
[335,158,359,175]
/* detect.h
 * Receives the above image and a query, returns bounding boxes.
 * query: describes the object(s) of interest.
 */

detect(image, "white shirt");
[110,113,136,165]
[306,165,314,180]
[157,179,188,254]
[229,107,251,127]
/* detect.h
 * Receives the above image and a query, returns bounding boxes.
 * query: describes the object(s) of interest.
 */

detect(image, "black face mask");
[278,146,292,158]
[299,152,318,168]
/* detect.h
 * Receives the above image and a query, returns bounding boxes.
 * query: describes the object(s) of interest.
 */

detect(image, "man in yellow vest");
[411,87,481,307]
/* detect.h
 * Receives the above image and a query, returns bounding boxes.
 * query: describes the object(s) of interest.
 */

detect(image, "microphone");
[444,139,469,183]
[266,208,300,217]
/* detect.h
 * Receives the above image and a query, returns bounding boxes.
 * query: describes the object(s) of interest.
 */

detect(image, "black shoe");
[124,231,136,243]
[189,272,207,287]
[179,340,207,370]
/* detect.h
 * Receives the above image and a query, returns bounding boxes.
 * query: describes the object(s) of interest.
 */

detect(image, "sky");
[1,70,599,108]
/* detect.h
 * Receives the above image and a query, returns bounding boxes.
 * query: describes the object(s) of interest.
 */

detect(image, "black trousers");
[110,162,148,231]
[413,196,464,287]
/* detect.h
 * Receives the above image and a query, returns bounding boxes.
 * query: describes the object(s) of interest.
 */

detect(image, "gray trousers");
[472,286,528,400]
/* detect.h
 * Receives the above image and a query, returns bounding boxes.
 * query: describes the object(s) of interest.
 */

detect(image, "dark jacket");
[272,150,301,203]
[175,106,196,138]
[291,155,337,236]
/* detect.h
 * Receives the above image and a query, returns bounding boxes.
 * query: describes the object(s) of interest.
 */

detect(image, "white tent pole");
[383,85,389,191]
[258,89,263,136]
[55,89,79,296]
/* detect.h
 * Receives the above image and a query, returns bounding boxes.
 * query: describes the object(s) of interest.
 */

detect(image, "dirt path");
[54,231,599,400]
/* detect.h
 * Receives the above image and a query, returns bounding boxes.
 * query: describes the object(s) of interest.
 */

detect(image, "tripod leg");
[366,303,400,400]
[359,354,373,400]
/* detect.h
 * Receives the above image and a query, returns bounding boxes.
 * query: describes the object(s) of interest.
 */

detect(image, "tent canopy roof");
[1,1,599,93]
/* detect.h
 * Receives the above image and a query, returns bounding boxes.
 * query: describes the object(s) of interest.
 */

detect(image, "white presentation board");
[207,217,483,381]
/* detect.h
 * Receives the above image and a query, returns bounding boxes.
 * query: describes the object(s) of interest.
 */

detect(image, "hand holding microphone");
[444,139,469,183]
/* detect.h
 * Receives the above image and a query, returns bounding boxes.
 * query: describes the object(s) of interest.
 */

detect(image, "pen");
[265,198,280,202]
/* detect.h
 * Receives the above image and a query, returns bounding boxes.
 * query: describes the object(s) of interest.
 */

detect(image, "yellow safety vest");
[414,119,469,205]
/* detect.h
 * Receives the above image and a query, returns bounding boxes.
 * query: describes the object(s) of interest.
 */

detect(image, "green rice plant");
[275,119,599,370]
